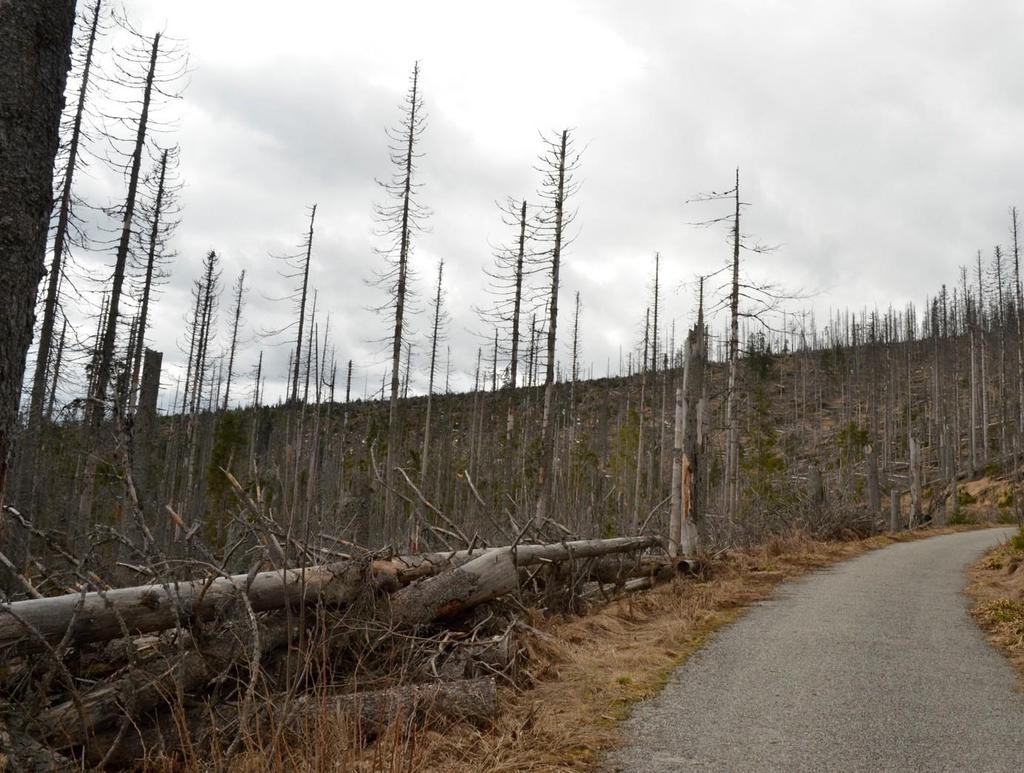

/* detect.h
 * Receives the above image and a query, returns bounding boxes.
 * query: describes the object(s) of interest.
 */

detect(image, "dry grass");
[199,526,978,773]
[967,527,1024,689]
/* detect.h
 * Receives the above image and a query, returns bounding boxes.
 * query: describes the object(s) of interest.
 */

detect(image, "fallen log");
[293,677,497,738]
[0,560,369,654]
[86,678,497,767]
[36,618,295,749]
[390,536,660,624]
[0,720,76,772]
[2,538,661,653]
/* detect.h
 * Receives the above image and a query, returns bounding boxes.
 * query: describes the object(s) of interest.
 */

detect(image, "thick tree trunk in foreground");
[0,0,77,496]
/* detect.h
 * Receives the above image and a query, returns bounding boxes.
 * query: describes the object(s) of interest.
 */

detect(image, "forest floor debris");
[216,526,988,773]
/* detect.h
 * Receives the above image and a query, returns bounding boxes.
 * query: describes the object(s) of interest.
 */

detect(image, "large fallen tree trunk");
[0,560,368,654]
[293,677,497,738]
[2,538,661,653]
[390,536,660,624]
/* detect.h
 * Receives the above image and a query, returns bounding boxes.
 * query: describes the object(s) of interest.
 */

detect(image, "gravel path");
[610,528,1024,772]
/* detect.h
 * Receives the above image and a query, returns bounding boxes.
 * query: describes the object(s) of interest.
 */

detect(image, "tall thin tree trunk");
[128,148,169,410]
[1012,207,1024,440]
[292,205,316,403]
[725,168,742,521]
[420,262,444,489]
[46,316,68,421]
[222,270,246,410]
[92,32,161,421]
[535,130,570,526]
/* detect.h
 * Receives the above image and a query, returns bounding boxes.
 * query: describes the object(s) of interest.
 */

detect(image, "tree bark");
[0,559,368,653]
[389,536,658,625]
[0,0,77,495]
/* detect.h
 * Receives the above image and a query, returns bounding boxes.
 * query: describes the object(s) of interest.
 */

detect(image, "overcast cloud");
[57,0,1024,407]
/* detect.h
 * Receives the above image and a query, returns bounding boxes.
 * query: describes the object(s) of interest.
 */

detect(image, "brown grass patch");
[967,527,1024,689]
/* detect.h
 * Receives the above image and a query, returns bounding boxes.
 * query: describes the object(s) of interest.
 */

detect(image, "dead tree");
[650,252,661,373]
[128,145,181,409]
[28,0,105,429]
[0,0,77,496]
[479,198,535,441]
[1011,207,1024,438]
[188,251,221,415]
[420,260,448,491]
[373,62,428,524]
[689,168,784,523]
[221,269,247,410]
[534,129,579,526]
[631,308,650,533]
[292,205,315,402]
[92,30,162,419]
[670,283,706,555]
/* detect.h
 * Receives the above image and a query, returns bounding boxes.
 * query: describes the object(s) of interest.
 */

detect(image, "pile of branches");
[0,508,693,770]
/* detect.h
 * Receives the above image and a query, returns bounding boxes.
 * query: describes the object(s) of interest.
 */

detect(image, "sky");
[51,0,1024,409]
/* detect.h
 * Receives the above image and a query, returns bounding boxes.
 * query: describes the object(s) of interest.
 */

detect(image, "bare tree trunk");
[909,434,922,526]
[631,309,650,533]
[92,33,161,420]
[725,168,742,521]
[420,261,445,496]
[670,298,706,556]
[128,147,170,410]
[222,270,246,410]
[865,444,880,513]
[28,0,102,428]
[45,316,68,420]
[385,64,424,529]
[1012,207,1024,440]
[510,199,527,387]
[535,130,571,526]
[291,205,316,403]
[979,251,990,462]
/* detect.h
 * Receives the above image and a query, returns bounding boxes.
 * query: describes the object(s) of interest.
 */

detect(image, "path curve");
[611,528,1024,772]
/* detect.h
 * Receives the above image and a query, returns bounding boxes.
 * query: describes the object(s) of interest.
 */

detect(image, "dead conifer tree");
[1011,207,1024,439]
[533,129,579,526]
[479,198,537,387]
[28,0,105,429]
[632,308,650,533]
[373,62,429,521]
[292,205,315,403]
[188,251,221,415]
[222,270,247,410]
[650,252,661,373]
[91,24,185,420]
[689,168,784,522]
[128,145,181,409]
[420,260,448,490]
